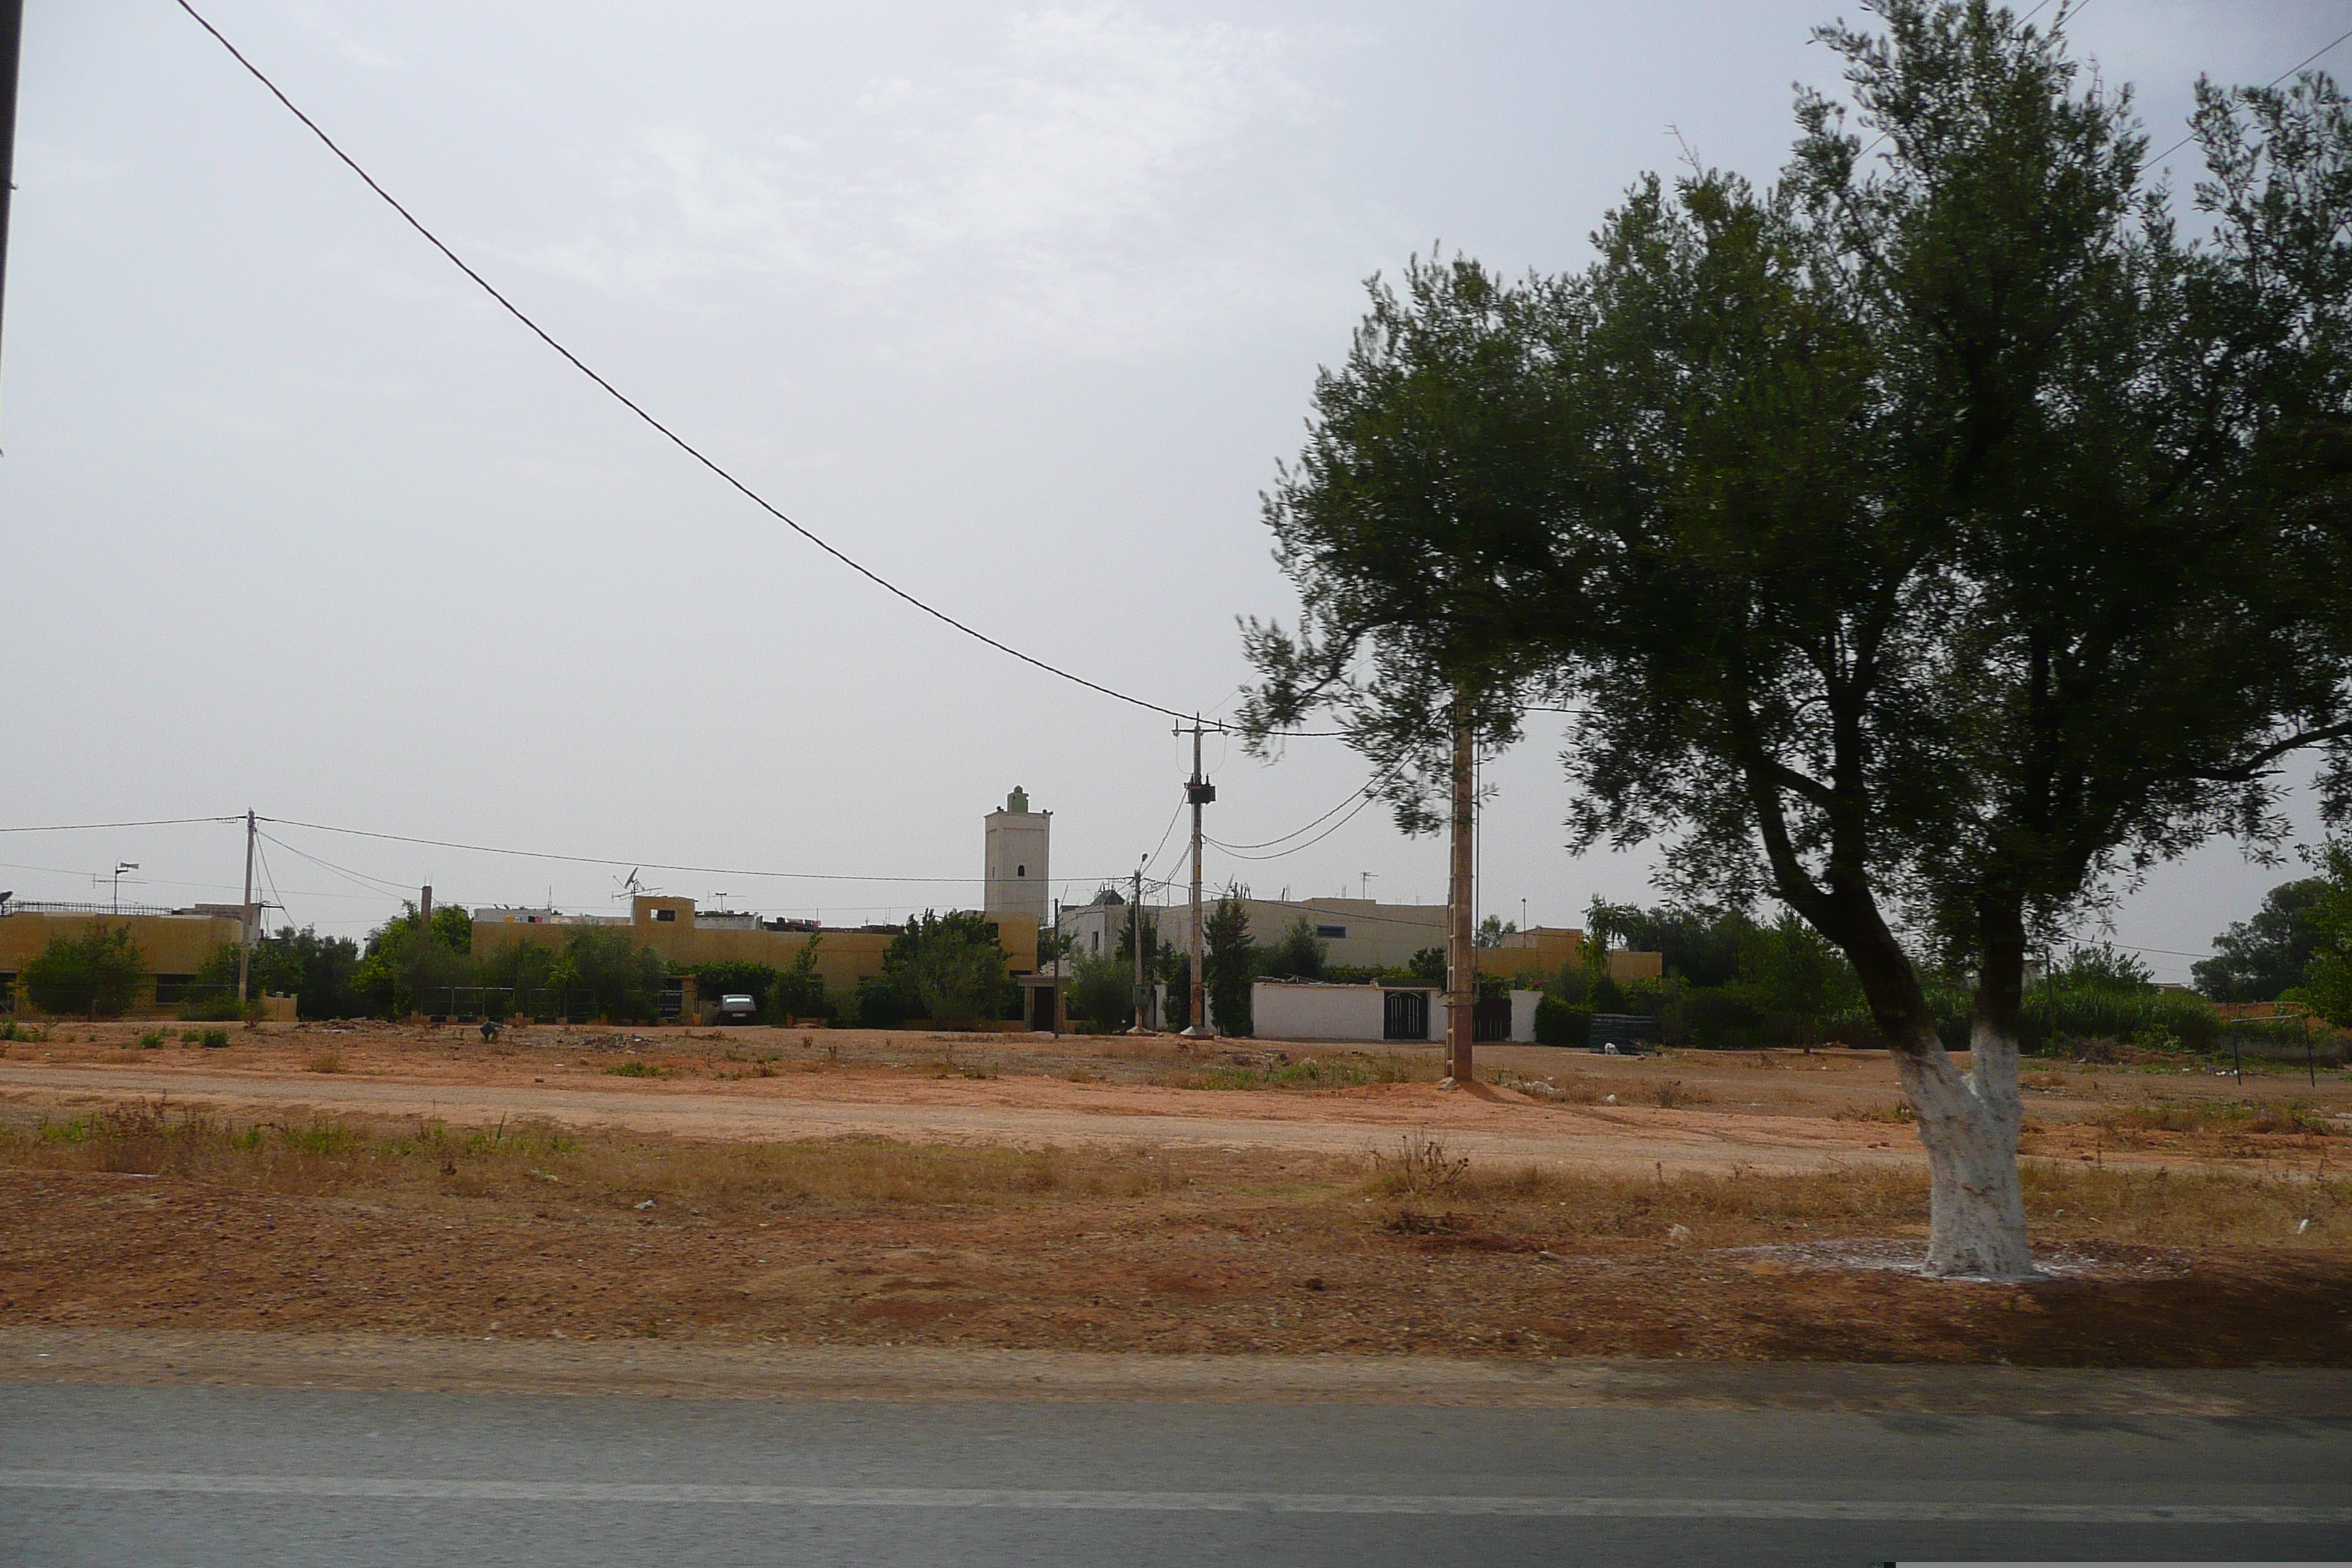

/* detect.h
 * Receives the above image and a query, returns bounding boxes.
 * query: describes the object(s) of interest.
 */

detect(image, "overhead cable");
[171,0,1345,739]
[261,815,1145,889]
[2141,23,2352,173]
[0,815,241,834]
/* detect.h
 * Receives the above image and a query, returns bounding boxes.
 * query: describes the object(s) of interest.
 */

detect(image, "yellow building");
[1474,926,1662,985]
[469,896,1039,1014]
[0,902,246,1017]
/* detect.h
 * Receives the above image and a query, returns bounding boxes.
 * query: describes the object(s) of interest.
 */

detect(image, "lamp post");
[112,863,137,914]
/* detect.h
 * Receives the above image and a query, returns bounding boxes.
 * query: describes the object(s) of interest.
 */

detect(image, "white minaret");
[984,785,1050,928]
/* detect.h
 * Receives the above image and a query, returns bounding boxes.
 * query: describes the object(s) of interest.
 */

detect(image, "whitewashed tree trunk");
[1888,1021,2038,1278]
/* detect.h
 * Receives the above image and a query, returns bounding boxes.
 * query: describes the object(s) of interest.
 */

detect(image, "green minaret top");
[1007,786,1030,814]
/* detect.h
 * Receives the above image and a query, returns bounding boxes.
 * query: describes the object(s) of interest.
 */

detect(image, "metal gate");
[1382,989,1430,1041]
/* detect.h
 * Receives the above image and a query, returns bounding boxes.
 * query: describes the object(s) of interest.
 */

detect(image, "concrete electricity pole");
[1128,866,1146,1033]
[236,810,256,1005]
[0,0,23,412]
[1179,719,1215,1037]
[1446,690,1476,1084]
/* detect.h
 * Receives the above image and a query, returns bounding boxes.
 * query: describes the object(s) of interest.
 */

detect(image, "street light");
[112,862,138,914]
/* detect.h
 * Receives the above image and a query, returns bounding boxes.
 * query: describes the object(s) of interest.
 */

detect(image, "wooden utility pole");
[1179,718,1215,1037]
[235,810,256,1005]
[1446,692,1476,1083]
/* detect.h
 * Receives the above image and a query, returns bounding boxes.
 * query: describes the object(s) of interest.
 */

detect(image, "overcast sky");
[4,0,2344,979]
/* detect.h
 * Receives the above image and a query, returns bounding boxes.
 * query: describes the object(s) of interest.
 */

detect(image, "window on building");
[1090,932,1100,953]
[1316,925,1346,939]
[652,908,676,922]
[1017,864,1025,877]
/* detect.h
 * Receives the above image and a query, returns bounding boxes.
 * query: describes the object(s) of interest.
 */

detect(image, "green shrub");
[198,1028,230,1049]
[1066,952,1132,1031]
[853,973,910,1030]
[178,992,249,1022]
[22,924,146,1017]
[1534,995,1590,1048]
[770,937,832,1022]
[879,911,1011,1026]
[135,1030,165,1049]
[1683,987,1768,1049]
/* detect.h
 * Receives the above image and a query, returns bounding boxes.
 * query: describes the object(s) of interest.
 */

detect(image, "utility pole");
[236,810,256,1005]
[1129,865,1146,1033]
[0,0,24,417]
[1179,718,1215,1037]
[418,883,434,1020]
[1446,689,1476,1084]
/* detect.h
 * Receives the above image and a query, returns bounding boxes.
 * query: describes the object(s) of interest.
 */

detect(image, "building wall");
[1056,905,1658,990]
[0,909,245,1016]
[1251,980,1544,1044]
[1476,927,1587,980]
[1252,981,1401,1042]
[468,897,1038,1000]
[1602,949,1664,984]
[1059,897,1449,971]
[984,794,1051,930]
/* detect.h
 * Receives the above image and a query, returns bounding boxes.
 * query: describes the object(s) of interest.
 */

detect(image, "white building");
[984,786,1051,930]
[1055,894,1447,970]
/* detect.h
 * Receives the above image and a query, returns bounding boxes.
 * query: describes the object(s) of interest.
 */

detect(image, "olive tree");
[1548,4,2351,1273]
[1245,1,2352,1276]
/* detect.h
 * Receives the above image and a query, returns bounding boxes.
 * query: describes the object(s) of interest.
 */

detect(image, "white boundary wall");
[1250,982,1544,1044]
[1252,981,1422,1043]
[1510,990,1539,1044]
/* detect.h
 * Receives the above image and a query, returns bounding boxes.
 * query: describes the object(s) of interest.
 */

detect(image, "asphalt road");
[3,1382,2348,1566]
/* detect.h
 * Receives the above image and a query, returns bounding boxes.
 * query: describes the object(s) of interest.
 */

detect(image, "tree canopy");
[21,924,146,1017]
[1242,1,2352,1275]
[2195,878,2329,1000]
[195,925,363,1019]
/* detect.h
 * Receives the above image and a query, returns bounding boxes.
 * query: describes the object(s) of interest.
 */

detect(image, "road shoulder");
[4,1328,2345,1414]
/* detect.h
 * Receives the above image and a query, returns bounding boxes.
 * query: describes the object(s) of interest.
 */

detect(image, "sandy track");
[0,1063,1918,1175]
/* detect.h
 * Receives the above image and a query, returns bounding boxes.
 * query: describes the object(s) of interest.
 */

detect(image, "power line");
[253,834,291,929]
[1138,794,1188,882]
[0,815,240,834]
[2141,23,2352,174]
[1208,788,1382,862]
[170,0,1343,739]
[1209,769,1397,853]
[257,829,417,902]
[259,814,1147,890]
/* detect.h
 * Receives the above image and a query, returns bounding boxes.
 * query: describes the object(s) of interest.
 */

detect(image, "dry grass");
[1835,1100,1918,1124]
[1363,1133,1473,1197]
[0,1101,1194,1209]
[1149,1049,1441,1092]
[6,1101,2343,1260]
[302,1050,344,1074]
[2091,1098,2338,1138]
[7,1102,2349,1363]
[1362,1151,2348,1254]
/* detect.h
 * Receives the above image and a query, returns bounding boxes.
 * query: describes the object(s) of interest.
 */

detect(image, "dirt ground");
[2,1020,2348,1371]
[4,1019,2345,1173]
